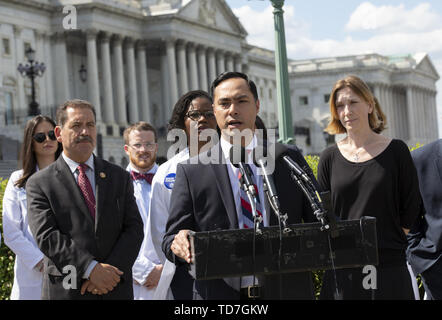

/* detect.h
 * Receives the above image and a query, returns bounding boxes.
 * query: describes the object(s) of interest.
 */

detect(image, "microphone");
[229,146,256,197]
[274,144,312,185]
[252,145,281,212]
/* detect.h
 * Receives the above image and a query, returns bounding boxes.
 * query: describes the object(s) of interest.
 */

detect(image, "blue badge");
[164,173,176,189]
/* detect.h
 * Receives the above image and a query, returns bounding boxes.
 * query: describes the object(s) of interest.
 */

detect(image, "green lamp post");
[271,0,294,144]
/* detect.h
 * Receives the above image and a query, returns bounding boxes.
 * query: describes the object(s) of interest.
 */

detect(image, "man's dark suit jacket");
[27,155,144,300]
[407,139,442,275]
[162,143,317,300]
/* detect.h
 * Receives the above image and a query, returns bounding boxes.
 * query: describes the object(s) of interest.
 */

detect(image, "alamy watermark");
[362,265,377,290]
[62,5,77,30]
[62,265,77,290]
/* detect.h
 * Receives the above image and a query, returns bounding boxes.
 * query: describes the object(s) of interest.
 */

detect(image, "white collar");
[127,162,158,174]
[220,135,257,163]
[62,152,94,173]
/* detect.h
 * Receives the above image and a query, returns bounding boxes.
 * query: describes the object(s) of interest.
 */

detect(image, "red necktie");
[77,164,96,220]
[131,171,155,185]
[238,169,263,229]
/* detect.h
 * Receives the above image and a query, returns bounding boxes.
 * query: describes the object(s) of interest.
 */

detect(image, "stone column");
[166,39,179,106]
[34,30,47,108]
[234,54,242,72]
[387,86,396,138]
[86,29,102,122]
[125,37,139,123]
[226,53,234,72]
[187,43,198,90]
[414,88,423,140]
[207,48,217,88]
[112,34,127,125]
[100,32,115,123]
[197,45,208,91]
[53,32,70,103]
[216,50,225,75]
[136,40,151,123]
[160,51,170,124]
[176,40,188,96]
[431,92,438,139]
[431,91,439,140]
[43,33,55,107]
[14,25,26,113]
[406,86,417,142]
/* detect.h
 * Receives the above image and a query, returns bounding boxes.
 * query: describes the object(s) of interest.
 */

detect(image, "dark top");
[318,139,421,259]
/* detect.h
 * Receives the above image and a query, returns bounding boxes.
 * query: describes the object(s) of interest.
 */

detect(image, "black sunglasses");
[33,130,56,143]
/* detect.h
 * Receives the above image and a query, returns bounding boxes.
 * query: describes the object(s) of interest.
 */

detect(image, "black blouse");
[318,139,421,252]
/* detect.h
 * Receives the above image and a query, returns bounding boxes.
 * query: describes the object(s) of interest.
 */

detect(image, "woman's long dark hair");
[15,115,62,189]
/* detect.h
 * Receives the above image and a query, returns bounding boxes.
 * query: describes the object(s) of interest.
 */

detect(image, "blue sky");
[226,0,442,137]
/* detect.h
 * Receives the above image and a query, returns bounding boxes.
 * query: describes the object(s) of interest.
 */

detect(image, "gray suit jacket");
[27,155,144,300]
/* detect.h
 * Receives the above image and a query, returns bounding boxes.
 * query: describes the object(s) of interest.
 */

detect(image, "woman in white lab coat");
[2,115,62,299]
[148,90,219,300]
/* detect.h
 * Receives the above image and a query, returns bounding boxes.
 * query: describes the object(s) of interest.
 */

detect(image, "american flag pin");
[100,172,106,178]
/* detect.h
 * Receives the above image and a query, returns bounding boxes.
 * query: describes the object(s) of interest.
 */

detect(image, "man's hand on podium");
[171,230,192,263]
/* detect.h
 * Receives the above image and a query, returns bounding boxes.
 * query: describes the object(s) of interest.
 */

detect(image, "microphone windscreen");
[274,143,289,160]
[229,145,247,168]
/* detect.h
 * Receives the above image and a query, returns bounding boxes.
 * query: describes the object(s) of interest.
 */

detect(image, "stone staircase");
[0,132,21,180]
[0,160,18,180]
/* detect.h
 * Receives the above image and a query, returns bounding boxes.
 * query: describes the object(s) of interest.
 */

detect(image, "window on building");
[2,38,11,56]
[24,42,31,56]
[269,88,273,100]
[4,92,14,125]
[324,94,330,104]
[299,96,309,106]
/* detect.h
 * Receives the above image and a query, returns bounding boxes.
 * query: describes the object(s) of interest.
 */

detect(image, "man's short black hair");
[210,71,259,101]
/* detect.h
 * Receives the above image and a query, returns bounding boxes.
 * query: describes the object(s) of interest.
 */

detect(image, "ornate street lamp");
[17,47,46,116]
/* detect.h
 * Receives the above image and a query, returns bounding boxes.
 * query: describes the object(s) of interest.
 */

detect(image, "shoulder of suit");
[98,157,129,176]
[412,138,442,161]
[27,160,58,182]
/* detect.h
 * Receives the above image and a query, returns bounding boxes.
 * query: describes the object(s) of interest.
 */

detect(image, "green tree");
[0,178,15,300]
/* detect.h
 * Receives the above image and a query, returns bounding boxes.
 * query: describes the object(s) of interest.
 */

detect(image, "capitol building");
[0,0,439,175]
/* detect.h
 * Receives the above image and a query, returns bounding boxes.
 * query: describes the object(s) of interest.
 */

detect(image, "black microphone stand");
[283,157,342,300]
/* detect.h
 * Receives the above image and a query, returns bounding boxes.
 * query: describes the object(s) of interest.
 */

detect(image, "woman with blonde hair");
[318,75,421,299]
[2,115,62,299]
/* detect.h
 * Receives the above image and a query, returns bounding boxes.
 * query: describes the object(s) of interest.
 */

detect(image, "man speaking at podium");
[162,72,316,300]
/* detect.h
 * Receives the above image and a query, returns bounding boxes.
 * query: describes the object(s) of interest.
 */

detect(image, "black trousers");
[421,257,442,300]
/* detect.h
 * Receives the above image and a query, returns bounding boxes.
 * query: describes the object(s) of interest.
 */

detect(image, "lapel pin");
[100,172,106,179]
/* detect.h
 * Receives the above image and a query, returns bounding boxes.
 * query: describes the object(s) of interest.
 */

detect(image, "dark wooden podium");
[188,217,378,280]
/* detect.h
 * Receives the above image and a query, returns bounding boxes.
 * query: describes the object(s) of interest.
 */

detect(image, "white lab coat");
[2,170,44,300]
[127,164,162,300]
[148,148,190,300]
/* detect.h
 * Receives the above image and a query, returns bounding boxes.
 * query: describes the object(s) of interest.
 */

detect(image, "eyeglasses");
[185,110,215,121]
[129,143,157,151]
[33,130,56,143]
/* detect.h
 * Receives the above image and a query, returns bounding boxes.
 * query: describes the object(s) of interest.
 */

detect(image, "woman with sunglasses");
[2,115,62,299]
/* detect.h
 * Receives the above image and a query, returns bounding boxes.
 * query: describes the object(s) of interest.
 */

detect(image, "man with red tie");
[27,99,143,299]
[123,122,162,300]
